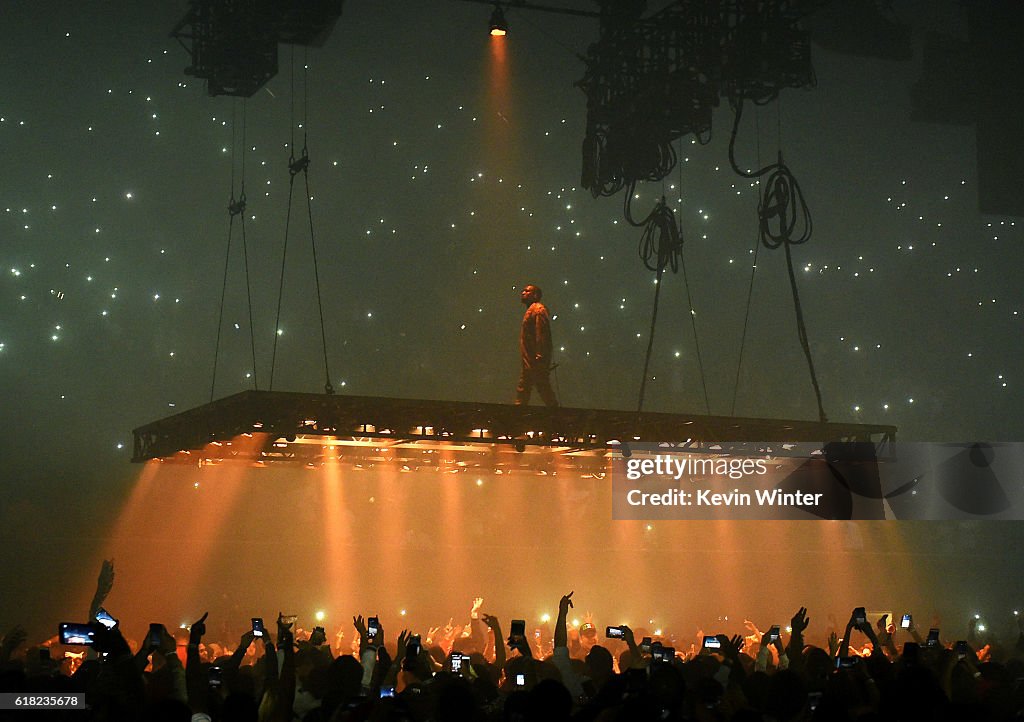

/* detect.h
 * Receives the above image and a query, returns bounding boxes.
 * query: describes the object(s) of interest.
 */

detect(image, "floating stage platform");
[132,391,895,474]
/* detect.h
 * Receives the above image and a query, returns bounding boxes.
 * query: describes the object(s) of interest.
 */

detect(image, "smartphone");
[515,673,526,687]
[852,607,867,625]
[808,691,823,711]
[406,634,421,659]
[208,666,222,688]
[606,625,625,639]
[926,628,940,648]
[901,614,912,629]
[450,653,464,673]
[955,640,969,660]
[59,623,96,646]
[702,635,721,650]
[367,616,380,639]
[147,623,163,648]
[768,625,781,642]
[836,655,859,669]
[510,619,526,638]
[640,636,652,654]
[380,686,396,698]
[252,617,266,638]
[94,607,118,630]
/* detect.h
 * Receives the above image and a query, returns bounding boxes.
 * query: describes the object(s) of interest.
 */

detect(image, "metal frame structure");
[133,391,895,472]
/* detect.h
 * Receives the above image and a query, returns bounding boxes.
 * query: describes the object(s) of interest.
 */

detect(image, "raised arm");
[786,607,810,675]
[482,614,505,668]
[88,559,115,621]
[554,591,573,649]
[185,612,209,715]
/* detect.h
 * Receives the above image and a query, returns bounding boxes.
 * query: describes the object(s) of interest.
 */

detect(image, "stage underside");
[132,391,895,470]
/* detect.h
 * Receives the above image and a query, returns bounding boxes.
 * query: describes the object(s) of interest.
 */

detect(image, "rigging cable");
[210,98,258,402]
[269,48,334,394]
[731,103,762,416]
[728,97,826,423]
[676,145,712,415]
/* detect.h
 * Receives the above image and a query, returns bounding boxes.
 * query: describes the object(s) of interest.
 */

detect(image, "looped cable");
[728,96,826,423]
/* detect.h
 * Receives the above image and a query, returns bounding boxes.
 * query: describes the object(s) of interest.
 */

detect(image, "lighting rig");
[171,0,344,97]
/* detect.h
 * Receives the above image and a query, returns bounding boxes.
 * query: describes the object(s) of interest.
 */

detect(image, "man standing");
[515,284,558,407]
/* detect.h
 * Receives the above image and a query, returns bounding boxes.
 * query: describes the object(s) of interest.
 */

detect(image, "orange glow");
[92,439,924,647]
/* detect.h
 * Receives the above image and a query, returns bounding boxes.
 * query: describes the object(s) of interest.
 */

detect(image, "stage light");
[315,610,325,622]
[489,4,508,36]
[540,613,550,623]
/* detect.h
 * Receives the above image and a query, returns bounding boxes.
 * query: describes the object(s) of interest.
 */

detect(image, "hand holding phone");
[252,618,266,639]
[147,623,163,649]
[605,625,625,639]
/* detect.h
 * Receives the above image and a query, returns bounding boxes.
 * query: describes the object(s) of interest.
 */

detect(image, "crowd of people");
[2,563,1023,721]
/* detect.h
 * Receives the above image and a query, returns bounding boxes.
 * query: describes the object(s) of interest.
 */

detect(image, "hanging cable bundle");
[626,184,681,415]
[624,182,682,272]
[728,97,827,423]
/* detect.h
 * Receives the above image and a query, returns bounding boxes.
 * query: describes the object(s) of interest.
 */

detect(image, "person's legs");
[515,365,533,405]
[534,369,559,408]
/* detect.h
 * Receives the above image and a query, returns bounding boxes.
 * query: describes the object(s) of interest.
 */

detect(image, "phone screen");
[703,636,721,649]
[94,608,118,630]
[252,618,265,638]
[510,619,526,638]
[367,616,380,638]
[901,614,912,629]
[515,673,525,686]
[147,623,163,648]
[59,623,96,646]
[606,625,624,639]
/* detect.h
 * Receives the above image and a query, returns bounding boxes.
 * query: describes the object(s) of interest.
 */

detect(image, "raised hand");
[95,559,115,600]
[189,612,209,646]
[353,615,369,648]
[308,627,327,647]
[481,615,500,631]
[471,597,484,620]
[559,592,574,616]
[239,630,255,650]
[396,629,409,661]
[828,631,840,657]
[715,634,743,658]
[791,607,810,635]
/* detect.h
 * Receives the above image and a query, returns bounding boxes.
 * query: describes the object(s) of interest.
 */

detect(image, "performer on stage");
[515,284,559,407]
